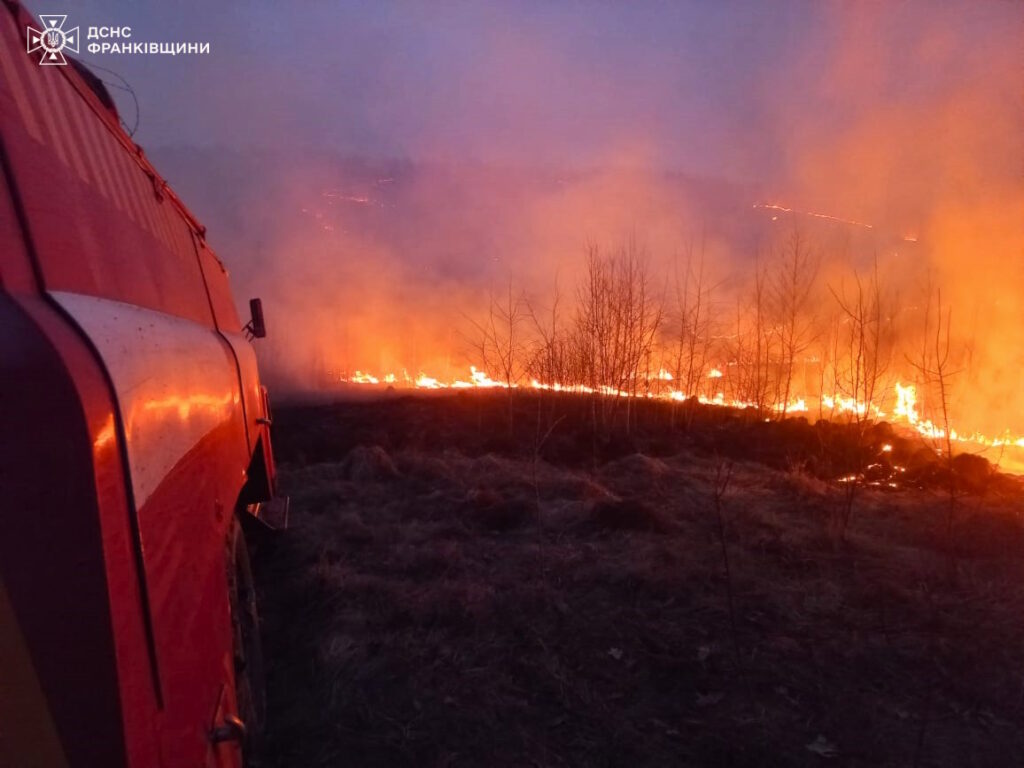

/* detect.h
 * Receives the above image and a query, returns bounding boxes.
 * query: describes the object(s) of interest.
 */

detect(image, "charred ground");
[254,392,1024,767]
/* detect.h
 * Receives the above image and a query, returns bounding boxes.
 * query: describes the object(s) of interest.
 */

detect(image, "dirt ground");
[253,392,1024,767]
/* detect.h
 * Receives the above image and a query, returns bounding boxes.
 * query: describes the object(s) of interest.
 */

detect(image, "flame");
[893,382,919,424]
[336,364,1024,469]
[774,397,808,413]
[462,367,509,388]
[350,370,380,384]
[412,373,440,388]
[888,382,1024,453]
[821,394,886,420]
[340,365,807,412]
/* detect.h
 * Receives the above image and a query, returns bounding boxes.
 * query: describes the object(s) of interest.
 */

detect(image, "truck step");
[250,496,289,531]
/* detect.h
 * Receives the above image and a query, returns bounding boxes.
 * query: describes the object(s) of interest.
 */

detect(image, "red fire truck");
[0,3,283,765]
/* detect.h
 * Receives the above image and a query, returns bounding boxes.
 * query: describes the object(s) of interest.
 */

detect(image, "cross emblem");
[27,15,79,66]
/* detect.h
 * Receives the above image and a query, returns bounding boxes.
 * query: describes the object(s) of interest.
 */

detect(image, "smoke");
[132,1,1023,434]
[160,150,749,391]
[756,2,1024,433]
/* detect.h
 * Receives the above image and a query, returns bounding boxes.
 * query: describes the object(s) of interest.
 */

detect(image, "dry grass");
[254,392,1024,767]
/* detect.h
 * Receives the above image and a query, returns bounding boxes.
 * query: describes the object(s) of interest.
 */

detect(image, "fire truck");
[0,3,284,765]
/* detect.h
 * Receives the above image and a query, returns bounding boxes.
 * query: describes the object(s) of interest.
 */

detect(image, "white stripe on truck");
[50,291,242,510]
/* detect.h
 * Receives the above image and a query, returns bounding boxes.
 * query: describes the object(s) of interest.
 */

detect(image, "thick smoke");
[135,1,1023,433]
[759,3,1024,433]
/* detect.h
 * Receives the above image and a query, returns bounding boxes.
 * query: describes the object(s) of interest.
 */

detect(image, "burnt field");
[253,392,1024,767]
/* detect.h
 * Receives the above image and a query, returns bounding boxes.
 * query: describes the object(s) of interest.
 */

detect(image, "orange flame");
[337,365,1024,467]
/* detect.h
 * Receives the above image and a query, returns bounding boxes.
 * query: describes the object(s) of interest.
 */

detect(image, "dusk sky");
[56,1,1022,186]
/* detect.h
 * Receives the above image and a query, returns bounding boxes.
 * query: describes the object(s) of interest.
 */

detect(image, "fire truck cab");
[0,3,279,766]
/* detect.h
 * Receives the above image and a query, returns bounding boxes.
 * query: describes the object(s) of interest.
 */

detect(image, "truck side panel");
[1,6,259,765]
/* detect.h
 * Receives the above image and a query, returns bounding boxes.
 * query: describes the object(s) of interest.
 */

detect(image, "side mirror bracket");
[244,298,266,340]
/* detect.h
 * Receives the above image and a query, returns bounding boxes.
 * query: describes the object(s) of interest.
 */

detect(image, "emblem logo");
[27,15,79,66]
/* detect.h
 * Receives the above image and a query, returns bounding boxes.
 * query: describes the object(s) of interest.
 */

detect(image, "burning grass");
[254,391,1024,767]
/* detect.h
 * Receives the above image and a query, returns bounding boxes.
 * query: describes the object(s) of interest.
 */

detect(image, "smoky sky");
[48,1,1022,185]
[31,1,1024,424]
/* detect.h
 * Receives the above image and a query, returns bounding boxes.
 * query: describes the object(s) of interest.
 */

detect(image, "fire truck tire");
[229,520,267,760]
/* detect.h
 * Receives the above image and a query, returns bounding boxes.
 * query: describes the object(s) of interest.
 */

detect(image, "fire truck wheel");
[229,520,267,759]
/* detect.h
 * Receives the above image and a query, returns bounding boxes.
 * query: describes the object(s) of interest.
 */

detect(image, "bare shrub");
[711,459,741,671]
[669,234,716,400]
[770,227,820,416]
[826,258,894,541]
[909,285,962,571]
[572,238,663,435]
[470,278,528,427]
[730,255,776,414]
